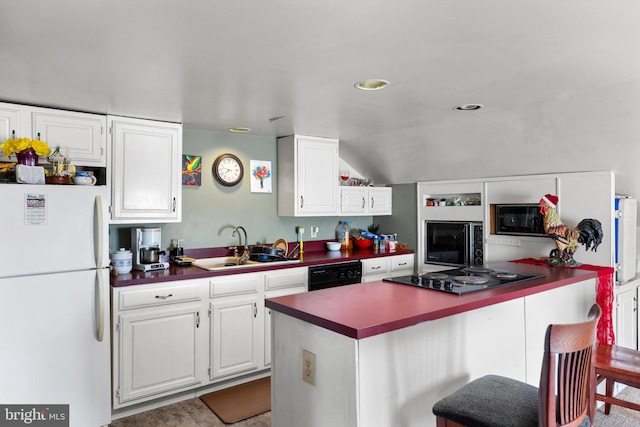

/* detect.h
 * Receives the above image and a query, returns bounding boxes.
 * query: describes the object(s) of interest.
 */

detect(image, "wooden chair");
[432,304,601,427]
[594,344,640,414]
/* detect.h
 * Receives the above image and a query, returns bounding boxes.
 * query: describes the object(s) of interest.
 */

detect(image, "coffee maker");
[131,227,170,271]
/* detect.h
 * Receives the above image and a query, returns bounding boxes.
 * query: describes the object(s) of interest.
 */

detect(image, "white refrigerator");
[0,184,111,427]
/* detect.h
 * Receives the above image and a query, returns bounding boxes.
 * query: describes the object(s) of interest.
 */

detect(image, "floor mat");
[200,377,270,424]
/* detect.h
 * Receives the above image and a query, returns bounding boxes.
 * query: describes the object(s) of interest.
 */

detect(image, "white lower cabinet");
[112,279,205,408]
[264,267,308,367]
[208,273,262,380]
[390,253,414,276]
[209,294,261,379]
[615,279,639,350]
[362,254,414,282]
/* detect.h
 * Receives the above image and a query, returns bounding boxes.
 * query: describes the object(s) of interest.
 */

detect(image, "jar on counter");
[110,247,132,274]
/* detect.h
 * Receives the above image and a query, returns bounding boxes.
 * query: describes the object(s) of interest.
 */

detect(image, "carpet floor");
[595,385,640,426]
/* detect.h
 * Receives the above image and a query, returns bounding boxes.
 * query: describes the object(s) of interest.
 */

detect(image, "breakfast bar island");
[265,262,603,427]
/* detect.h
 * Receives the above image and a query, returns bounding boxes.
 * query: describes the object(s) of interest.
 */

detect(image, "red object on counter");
[352,238,374,249]
[510,258,615,345]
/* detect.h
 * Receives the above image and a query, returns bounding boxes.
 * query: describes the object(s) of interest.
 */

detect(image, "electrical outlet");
[311,226,319,238]
[302,349,316,386]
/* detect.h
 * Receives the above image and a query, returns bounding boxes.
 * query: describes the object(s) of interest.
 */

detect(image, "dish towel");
[510,258,615,345]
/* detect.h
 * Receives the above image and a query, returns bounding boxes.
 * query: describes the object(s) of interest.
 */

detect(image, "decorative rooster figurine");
[539,194,603,266]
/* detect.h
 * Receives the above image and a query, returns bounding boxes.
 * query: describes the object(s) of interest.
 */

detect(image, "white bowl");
[326,241,341,251]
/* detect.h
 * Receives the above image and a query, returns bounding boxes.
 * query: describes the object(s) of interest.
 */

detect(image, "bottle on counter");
[344,221,352,250]
[335,220,352,250]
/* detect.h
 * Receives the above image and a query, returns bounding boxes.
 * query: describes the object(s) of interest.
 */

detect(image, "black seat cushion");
[432,375,591,427]
[432,375,539,427]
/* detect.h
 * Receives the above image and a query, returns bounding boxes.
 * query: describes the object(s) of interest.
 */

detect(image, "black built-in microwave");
[424,221,483,267]
[495,204,546,236]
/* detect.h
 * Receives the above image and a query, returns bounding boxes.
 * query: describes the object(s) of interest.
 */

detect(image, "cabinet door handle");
[196,311,200,328]
[372,266,382,270]
[254,303,257,318]
[398,262,407,266]
[11,130,15,139]
[172,197,176,212]
[362,197,366,209]
[155,293,173,300]
[300,196,304,209]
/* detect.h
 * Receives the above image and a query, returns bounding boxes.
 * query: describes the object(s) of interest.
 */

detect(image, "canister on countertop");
[110,247,132,274]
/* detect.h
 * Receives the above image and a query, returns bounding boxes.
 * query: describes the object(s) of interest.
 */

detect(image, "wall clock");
[213,153,244,186]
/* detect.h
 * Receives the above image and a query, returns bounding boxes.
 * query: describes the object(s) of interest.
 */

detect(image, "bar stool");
[432,304,601,427]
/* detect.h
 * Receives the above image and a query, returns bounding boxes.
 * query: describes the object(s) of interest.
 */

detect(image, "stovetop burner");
[383,267,544,295]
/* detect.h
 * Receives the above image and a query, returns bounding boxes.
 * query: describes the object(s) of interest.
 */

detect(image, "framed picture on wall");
[250,160,272,193]
[182,155,202,186]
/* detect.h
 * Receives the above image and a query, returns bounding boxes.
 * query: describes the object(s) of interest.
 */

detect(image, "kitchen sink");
[192,256,299,271]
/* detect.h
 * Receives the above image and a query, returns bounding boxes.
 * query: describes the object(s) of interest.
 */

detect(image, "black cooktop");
[383,267,544,295]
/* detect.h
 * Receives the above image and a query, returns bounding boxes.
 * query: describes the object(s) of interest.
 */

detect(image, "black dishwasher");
[308,261,363,291]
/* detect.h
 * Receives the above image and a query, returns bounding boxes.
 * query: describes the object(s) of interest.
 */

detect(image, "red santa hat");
[542,194,558,208]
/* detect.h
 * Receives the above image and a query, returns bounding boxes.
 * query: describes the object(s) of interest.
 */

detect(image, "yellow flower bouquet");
[1,138,51,158]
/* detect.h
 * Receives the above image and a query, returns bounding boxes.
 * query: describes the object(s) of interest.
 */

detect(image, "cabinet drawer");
[362,258,389,276]
[265,267,308,291]
[118,280,201,310]
[390,254,414,272]
[209,273,260,297]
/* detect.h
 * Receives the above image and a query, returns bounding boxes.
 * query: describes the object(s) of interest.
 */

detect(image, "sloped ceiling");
[1,1,639,195]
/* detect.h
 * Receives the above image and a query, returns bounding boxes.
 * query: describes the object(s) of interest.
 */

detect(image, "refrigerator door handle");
[94,194,105,342]
[95,195,104,269]
[96,270,105,342]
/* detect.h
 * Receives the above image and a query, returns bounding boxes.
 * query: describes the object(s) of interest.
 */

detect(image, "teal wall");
[374,183,418,251]
[109,129,373,252]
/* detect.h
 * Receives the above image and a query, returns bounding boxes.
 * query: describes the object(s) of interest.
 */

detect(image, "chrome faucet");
[232,226,249,264]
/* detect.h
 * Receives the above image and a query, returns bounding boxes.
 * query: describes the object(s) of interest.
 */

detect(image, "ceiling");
[2,1,639,193]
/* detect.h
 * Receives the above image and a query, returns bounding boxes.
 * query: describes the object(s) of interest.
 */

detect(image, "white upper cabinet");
[108,116,182,223]
[340,187,392,216]
[32,108,106,166]
[0,102,106,166]
[278,135,339,216]
[0,103,25,150]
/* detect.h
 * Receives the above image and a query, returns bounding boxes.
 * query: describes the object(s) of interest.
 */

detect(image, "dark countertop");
[265,261,600,340]
[111,240,414,287]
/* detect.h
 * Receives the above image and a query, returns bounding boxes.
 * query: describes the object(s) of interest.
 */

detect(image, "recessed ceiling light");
[354,79,390,91]
[454,104,484,111]
[229,127,251,133]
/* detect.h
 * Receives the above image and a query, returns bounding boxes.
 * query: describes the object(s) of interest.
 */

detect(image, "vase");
[16,148,38,166]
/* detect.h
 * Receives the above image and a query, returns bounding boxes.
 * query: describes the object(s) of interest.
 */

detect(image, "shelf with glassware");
[420,192,483,222]
[1,137,107,186]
